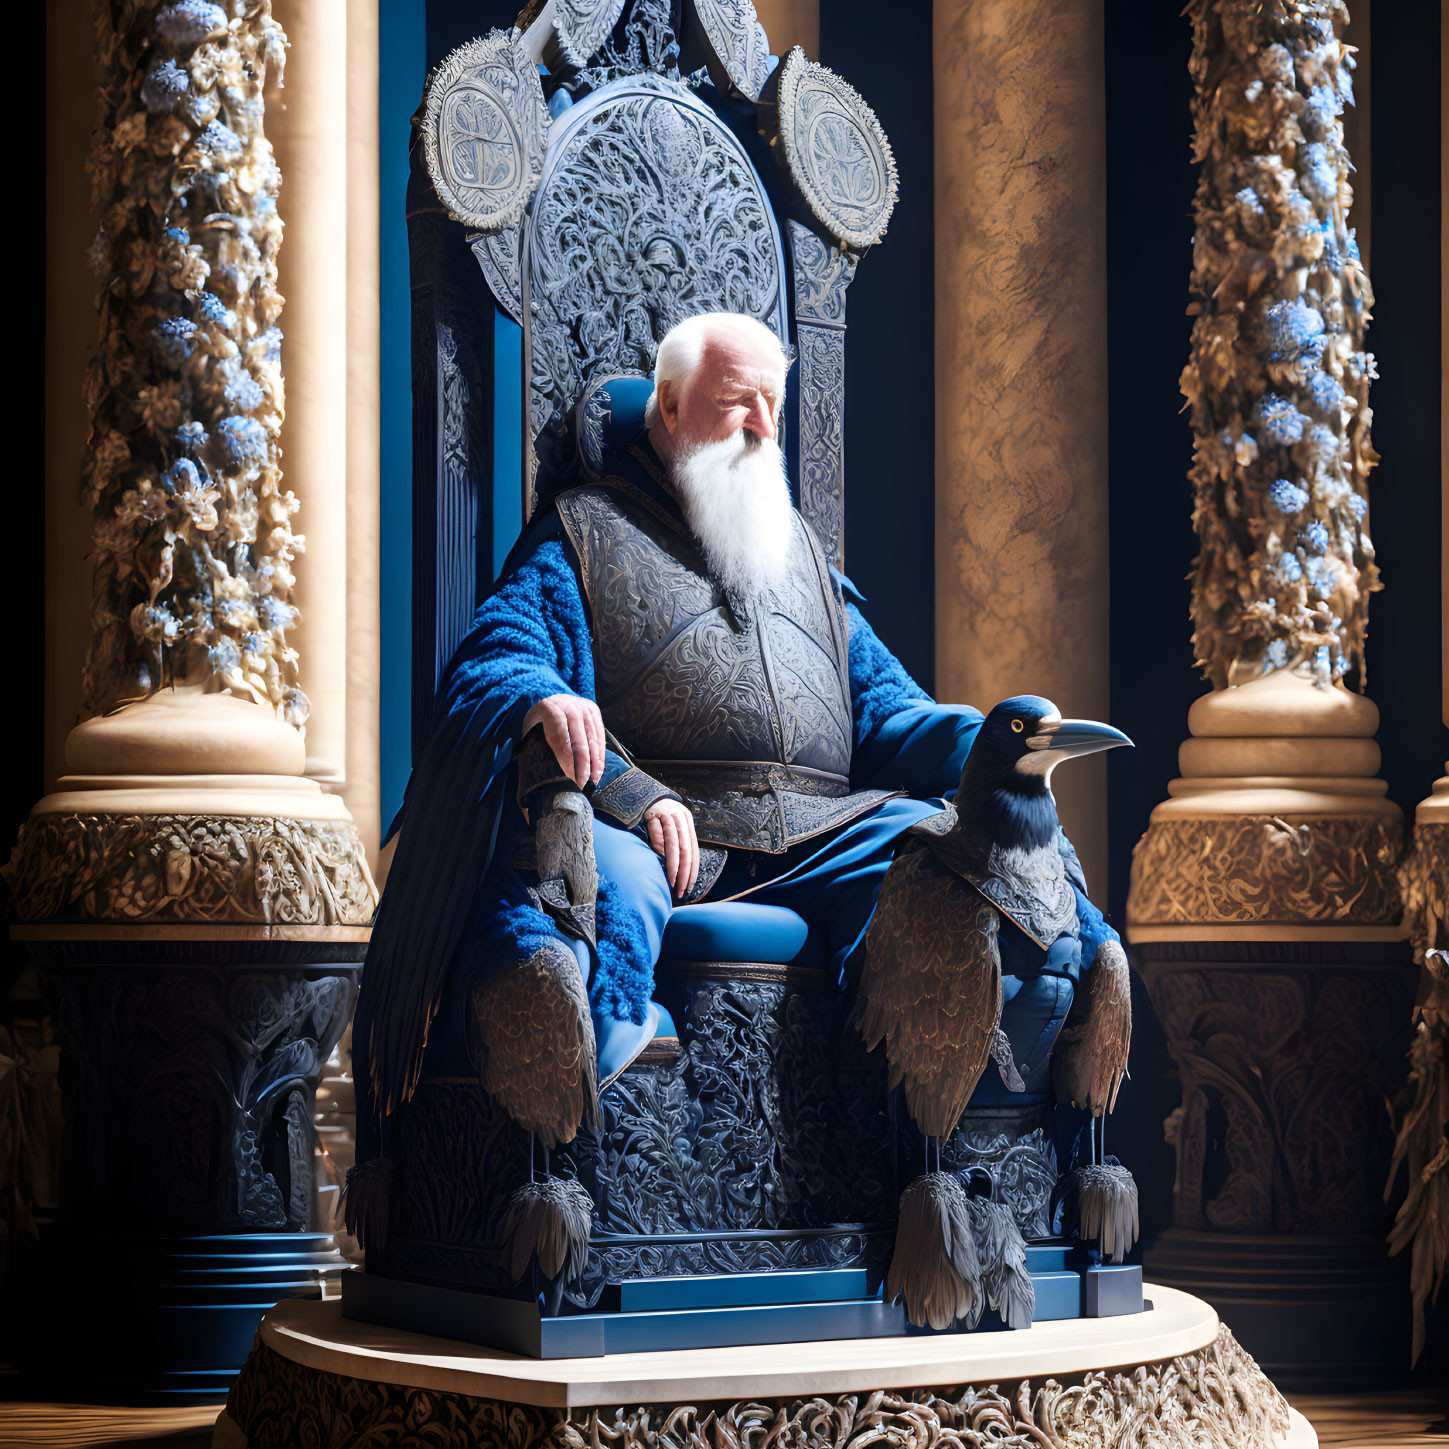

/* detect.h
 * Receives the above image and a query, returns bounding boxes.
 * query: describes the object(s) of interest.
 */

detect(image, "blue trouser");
[582,796,941,1076]
[438,795,942,1086]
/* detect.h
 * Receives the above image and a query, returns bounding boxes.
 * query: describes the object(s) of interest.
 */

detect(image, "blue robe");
[354,426,1116,1148]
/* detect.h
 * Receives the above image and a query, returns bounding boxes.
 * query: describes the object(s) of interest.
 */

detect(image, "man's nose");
[743,394,776,442]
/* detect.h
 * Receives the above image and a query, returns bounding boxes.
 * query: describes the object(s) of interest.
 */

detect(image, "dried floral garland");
[82,0,307,725]
[1183,0,1377,690]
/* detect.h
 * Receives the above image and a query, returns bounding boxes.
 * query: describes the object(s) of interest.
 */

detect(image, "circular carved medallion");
[776,47,897,250]
[423,31,551,234]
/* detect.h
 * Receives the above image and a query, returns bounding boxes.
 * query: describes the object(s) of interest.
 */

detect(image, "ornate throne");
[360,0,1085,1346]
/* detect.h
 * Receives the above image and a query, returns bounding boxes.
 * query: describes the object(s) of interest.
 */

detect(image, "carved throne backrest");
[522,74,789,473]
[410,0,897,740]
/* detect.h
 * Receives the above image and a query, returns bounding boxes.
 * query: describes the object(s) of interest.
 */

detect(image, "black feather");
[361,694,520,1118]
[342,1156,396,1255]
[885,1172,981,1330]
[964,1193,1035,1330]
[501,1177,594,1285]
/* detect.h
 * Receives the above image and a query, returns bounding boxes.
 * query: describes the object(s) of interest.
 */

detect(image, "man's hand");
[522,695,606,789]
[645,799,699,900]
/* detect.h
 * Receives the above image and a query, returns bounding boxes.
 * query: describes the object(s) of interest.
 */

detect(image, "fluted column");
[1397,0,1449,965]
[932,0,1111,899]
[752,0,818,56]
[345,0,382,866]
[271,0,350,792]
[1126,0,1416,1389]
[1381,0,1449,1364]
[43,0,98,794]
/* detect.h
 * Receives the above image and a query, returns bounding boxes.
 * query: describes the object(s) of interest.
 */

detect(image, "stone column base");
[1401,780,1449,951]
[1131,938,1417,1393]
[1147,1228,1410,1393]
[17,1229,342,1403]
[8,928,366,1401]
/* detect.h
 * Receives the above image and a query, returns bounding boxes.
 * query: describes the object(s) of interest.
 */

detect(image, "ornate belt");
[638,759,895,854]
[637,759,853,800]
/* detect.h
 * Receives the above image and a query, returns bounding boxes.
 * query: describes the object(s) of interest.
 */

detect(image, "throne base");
[219,1286,1313,1448]
[339,1245,1125,1357]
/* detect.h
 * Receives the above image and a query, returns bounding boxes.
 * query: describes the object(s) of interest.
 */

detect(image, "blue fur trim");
[1072,886,1120,966]
[590,874,653,1026]
[495,897,558,963]
[845,602,931,745]
[437,540,595,733]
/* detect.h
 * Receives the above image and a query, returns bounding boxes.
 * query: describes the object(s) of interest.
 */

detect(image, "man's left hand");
[645,800,699,900]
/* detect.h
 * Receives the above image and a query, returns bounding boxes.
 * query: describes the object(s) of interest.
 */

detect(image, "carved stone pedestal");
[1128,674,1415,1390]
[1147,1228,1409,1393]
[1402,766,1449,952]
[9,927,365,1401]
[1131,940,1416,1390]
[217,1288,1311,1448]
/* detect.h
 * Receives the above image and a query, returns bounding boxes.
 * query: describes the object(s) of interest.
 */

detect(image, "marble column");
[752,0,817,57]
[1397,0,1449,965]
[12,0,376,1398]
[42,0,97,793]
[932,0,1111,900]
[271,0,350,794]
[345,0,382,867]
[1125,0,1416,1390]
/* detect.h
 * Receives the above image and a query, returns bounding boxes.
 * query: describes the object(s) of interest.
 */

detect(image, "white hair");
[644,313,789,429]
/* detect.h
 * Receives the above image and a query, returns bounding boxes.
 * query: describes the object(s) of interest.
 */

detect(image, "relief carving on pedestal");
[1142,959,1413,1234]
[1128,815,1402,926]
[1399,822,1449,959]
[227,1324,1290,1449]
[4,813,376,926]
[48,965,356,1232]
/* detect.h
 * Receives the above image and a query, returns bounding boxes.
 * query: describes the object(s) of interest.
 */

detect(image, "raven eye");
[1011,719,1025,734]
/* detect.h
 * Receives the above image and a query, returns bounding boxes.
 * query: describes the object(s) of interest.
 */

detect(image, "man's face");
[660,330,785,449]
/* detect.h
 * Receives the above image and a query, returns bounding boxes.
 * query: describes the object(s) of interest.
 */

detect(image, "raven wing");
[356,690,523,1124]
[1052,937,1132,1114]
[472,936,598,1149]
[857,847,1003,1139]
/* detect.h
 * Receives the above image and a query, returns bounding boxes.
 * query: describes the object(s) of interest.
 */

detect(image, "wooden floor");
[1288,1394,1448,1447]
[0,1391,1443,1447]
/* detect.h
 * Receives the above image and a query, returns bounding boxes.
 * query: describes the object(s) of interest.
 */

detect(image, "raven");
[859,695,1133,1329]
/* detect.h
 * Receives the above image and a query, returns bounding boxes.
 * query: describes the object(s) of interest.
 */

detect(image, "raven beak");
[1026,719,1134,758]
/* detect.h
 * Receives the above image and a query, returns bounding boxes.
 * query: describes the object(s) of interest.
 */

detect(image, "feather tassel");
[342,1156,396,1256]
[885,1171,981,1330]
[501,1176,594,1286]
[964,1191,1035,1330]
[1053,1159,1140,1264]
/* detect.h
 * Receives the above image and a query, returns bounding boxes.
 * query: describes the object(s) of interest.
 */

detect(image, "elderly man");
[355,312,986,1154]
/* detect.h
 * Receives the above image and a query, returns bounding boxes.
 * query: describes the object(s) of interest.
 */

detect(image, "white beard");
[669,431,795,603]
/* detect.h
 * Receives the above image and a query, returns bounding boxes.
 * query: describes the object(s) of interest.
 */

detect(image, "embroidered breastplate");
[554,482,894,853]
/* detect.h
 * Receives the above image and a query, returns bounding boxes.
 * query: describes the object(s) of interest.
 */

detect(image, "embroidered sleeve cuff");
[592,765,681,829]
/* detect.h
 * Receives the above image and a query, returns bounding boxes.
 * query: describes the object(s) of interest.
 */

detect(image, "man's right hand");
[522,695,606,789]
